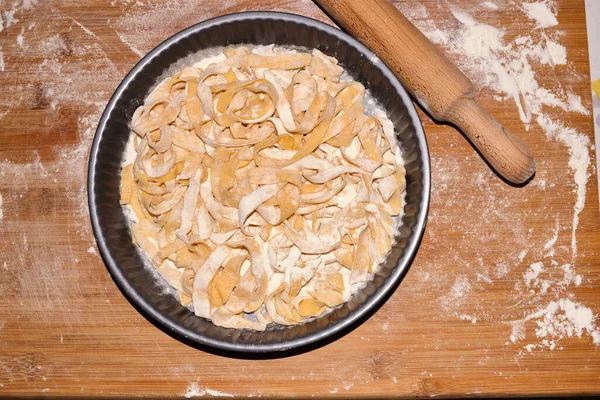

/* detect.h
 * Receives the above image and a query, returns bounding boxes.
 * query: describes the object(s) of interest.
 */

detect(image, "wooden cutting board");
[0,0,598,397]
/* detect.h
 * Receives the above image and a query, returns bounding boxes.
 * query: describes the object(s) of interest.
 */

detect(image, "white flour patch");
[559,263,582,287]
[518,250,528,262]
[425,29,450,46]
[205,389,234,397]
[87,246,97,255]
[22,0,38,10]
[116,31,144,57]
[542,217,560,257]
[524,262,544,287]
[459,314,478,324]
[481,1,499,10]
[523,1,558,28]
[39,59,62,75]
[68,16,99,40]
[512,299,600,350]
[2,8,19,29]
[393,1,429,20]
[440,275,472,311]
[1,0,37,33]
[0,46,5,72]
[510,320,526,343]
[38,34,68,55]
[476,273,493,284]
[444,8,587,127]
[536,114,590,259]
[184,382,235,398]
[16,27,24,48]
[393,2,448,46]
[184,382,203,398]
[451,276,472,298]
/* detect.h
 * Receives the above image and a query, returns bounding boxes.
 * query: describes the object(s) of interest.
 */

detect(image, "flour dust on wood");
[395,0,597,355]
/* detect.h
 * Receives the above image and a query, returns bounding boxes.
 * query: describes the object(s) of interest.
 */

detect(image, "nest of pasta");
[120,46,406,330]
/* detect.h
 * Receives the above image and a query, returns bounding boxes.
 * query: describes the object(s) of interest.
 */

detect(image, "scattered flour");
[524,262,544,287]
[16,27,24,48]
[184,383,203,398]
[116,31,144,57]
[22,0,38,10]
[481,1,499,10]
[0,46,5,72]
[398,1,597,354]
[393,1,429,20]
[440,275,472,311]
[536,114,590,259]
[68,16,100,40]
[112,0,327,60]
[1,0,37,35]
[446,8,587,126]
[425,29,450,46]
[0,193,3,220]
[542,217,559,256]
[523,1,559,28]
[451,276,472,298]
[38,34,68,54]
[0,0,596,388]
[2,8,19,28]
[184,382,235,398]
[510,320,526,343]
[459,314,478,324]
[517,250,528,262]
[559,263,582,287]
[39,59,62,75]
[205,389,234,398]
[513,299,600,350]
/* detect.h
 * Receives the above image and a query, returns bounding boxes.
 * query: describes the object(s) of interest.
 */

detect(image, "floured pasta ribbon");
[121,46,406,330]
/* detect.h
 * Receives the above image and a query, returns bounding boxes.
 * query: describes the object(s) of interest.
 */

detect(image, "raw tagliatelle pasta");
[120,45,406,330]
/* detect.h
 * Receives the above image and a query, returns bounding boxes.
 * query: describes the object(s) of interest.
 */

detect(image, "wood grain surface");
[0,0,599,397]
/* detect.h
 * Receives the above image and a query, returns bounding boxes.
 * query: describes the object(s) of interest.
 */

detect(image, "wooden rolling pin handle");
[450,98,536,183]
[314,0,536,184]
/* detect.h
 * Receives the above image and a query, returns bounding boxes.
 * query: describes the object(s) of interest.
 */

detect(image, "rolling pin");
[314,0,536,184]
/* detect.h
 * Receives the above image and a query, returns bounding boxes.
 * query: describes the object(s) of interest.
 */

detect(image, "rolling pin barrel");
[314,0,536,184]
